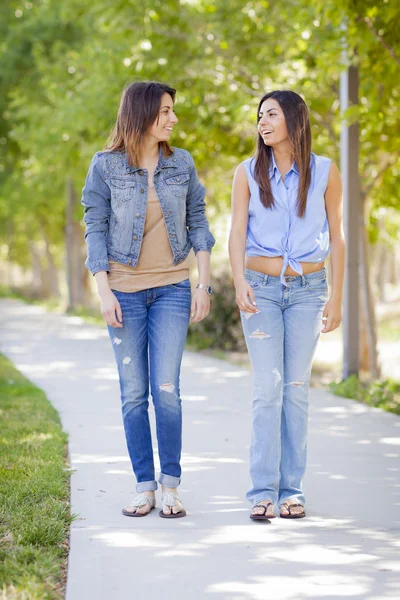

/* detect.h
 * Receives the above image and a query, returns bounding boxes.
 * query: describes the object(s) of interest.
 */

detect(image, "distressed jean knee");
[155,382,181,410]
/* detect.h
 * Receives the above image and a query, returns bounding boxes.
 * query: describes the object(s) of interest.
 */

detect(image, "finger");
[197,307,208,322]
[238,297,258,313]
[248,287,257,307]
[102,312,113,327]
[331,319,341,332]
[192,305,206,322]
[107,309,122,328]
[191,298,197,320]
[322,315,333,333]
[116,302,123,324]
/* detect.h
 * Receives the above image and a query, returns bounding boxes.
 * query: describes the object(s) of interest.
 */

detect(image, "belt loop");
[265,275,269,285]
[301,275,306,287]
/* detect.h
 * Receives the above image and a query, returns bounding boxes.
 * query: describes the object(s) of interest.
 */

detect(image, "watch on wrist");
[196,283,212,295]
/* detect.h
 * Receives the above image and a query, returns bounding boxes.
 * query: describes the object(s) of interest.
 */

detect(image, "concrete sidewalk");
[1,298,399,600]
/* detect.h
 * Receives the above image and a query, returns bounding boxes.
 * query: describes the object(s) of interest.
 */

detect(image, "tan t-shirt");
[108,186,190,292]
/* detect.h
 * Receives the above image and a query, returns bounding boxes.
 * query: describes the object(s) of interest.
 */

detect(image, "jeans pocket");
[246,279,261,289]
[170,278,191,289]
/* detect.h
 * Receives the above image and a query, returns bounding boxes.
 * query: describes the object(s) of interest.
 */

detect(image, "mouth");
[165,127,173,132]
[260,130,273,135]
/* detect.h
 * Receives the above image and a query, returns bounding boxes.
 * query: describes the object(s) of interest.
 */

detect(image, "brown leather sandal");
[280,501,306,519]
[250,501,276,521]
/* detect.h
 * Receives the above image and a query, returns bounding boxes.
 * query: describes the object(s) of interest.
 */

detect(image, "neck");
[140,137,160,163]
[271,140,292,164]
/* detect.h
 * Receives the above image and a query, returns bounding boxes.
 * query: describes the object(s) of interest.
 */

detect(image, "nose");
[171,112,178,124]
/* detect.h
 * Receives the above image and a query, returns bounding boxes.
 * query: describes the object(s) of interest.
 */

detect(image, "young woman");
[81,81,215,518]
[229,90,345,521]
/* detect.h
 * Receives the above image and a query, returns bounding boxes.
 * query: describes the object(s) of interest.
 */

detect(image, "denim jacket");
[81,146,215,275]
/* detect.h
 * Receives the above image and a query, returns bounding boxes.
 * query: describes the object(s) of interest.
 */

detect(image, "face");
[257,98,288,147]
[146,92,178,142]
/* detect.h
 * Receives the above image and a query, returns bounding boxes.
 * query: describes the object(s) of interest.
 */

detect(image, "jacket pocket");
[164,172,190,198]
[110,177,136,203]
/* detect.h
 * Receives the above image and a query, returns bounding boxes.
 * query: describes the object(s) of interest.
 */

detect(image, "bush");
[187,270,247,352]
[329,375,400,415]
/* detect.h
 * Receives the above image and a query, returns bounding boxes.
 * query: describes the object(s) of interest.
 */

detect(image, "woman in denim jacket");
[229,90,345,521]
[82,81,215,518]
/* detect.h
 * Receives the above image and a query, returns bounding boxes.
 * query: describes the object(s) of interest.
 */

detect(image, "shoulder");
[170,146,194,168]
[311,152,332,170]
[237,157,255,178]
[232,160,252,191]
[311,153,340,187]
[90,149,124,169]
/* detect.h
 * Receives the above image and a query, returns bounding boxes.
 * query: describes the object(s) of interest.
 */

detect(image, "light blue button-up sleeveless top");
[243,151,331,285]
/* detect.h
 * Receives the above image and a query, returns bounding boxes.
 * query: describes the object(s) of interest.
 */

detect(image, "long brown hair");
[254,90,311,218]
[106,81,176,166]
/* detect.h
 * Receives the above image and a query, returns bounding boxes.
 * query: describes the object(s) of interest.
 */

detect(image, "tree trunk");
[28,241,44,299]
[390,246,400,287]
[42,227,61,298]
[65,177,88,309]
[359,199,381,378]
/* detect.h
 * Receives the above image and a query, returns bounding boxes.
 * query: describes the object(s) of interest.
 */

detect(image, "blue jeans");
[241,268,328,508]
[108,280,191,493]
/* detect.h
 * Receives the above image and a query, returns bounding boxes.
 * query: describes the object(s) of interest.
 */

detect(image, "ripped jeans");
[241,268,328,507]
[108,280,191,493]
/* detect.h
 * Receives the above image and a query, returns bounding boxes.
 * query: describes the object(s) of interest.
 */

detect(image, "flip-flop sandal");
[159,492,186,519]
[122,494,156,517]
[250,501,275,521]
[280,501,306,519]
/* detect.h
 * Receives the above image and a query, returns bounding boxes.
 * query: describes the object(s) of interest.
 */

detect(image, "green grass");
[0,354,71,599]
[329,374,400,415]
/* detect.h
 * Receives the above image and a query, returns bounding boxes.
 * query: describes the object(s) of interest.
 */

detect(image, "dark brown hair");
[254,90,312,218]
[106,81,176,166]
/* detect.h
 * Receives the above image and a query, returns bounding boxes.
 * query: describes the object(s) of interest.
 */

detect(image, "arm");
[81,153,111,275]
[190,250,211,323]
[185,153,215,254]
[81,153,121,328]
[228,163,258,313]
[323,161,345,333]
[185,152,214,323]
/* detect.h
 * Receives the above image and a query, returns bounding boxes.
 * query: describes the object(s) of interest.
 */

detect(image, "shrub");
[329,375,400,415]
[187,270,247,352]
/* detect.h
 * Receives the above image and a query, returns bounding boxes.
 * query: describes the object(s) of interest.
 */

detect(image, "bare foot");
[251,500,275,519]
[280,500,305,518]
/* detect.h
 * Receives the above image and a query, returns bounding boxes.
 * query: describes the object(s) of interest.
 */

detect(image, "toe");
[124,507,137,514]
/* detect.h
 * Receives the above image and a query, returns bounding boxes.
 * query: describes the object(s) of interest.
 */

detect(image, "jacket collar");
[125,146,179,173]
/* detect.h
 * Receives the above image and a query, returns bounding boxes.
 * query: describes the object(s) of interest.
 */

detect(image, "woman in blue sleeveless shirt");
[229,90,345,520]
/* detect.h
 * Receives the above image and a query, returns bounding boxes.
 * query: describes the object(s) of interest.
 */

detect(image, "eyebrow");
[259,108,278,114]
[161,105,173,109]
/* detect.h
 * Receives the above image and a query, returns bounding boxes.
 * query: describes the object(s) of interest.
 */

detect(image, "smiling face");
[146,93,178,143]
[257,98,288,147]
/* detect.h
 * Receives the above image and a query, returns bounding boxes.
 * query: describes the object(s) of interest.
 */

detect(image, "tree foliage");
[1,0,399,268]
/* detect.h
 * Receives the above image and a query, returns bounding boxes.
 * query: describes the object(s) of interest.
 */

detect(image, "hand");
[235,281,258,313]
[100,291,123,328]
[190,288,210,323]
[321,298,342,333]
